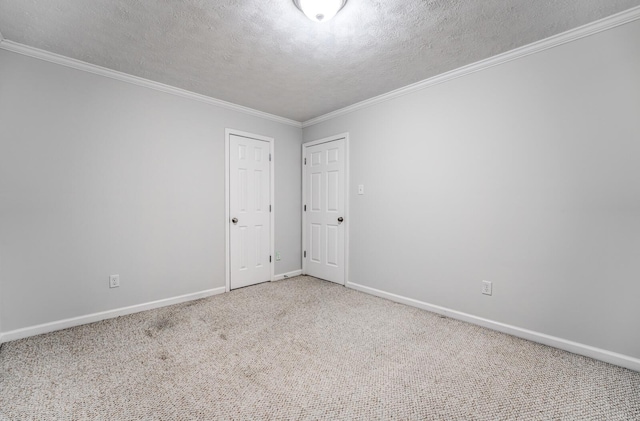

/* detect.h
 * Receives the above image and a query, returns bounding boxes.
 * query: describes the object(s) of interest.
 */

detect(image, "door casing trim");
[225,129,275,292]
[301,133,350,286]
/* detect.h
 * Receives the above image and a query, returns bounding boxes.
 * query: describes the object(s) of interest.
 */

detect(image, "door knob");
[232,218,238,224]
[337,217,344,223]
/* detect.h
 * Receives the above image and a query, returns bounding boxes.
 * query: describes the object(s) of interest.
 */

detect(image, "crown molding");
[302,5,640,128]
[3,4,639,129]
[0,39,303,128]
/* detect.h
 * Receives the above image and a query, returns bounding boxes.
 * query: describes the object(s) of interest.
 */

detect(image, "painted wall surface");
[303,20,640,358]
[0,50,302,332]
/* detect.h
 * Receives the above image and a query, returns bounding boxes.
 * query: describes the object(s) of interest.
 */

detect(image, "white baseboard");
[347,281,640,372]
[273,269,303,281]
[0,287,226,344]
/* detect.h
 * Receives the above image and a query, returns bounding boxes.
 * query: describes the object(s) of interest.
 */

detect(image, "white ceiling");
[1,0,639,122]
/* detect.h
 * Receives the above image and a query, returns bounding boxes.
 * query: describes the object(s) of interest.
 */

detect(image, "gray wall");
[0,50,302,332]
[303,20,640,358]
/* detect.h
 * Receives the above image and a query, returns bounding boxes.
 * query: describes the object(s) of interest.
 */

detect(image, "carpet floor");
[1,276,639,420]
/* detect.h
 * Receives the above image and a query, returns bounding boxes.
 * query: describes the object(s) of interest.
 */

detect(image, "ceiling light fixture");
[293,0,348,23]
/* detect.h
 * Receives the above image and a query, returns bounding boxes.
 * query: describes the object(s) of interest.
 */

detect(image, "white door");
[229,134,271,289]
[304,138,346,284]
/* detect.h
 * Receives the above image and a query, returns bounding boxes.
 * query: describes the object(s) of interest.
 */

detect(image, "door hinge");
[269,153,272,162]
[269,205,272,212]
[270,255,272,262]
[304,158,307,165]
[304,205,306,211]
[304,251,306,258]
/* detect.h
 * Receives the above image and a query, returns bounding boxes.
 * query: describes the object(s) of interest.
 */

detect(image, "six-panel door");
[304,138,345,284]
[230,135,271,289]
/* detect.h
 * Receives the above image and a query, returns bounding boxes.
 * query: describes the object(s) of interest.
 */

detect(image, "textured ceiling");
[1,0,639,122]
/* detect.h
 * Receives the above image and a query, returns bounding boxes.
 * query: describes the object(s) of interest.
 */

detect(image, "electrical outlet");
[276,251,281,261]
[482,280,492,296]
[109,274,120,288]
[358,184,364,195]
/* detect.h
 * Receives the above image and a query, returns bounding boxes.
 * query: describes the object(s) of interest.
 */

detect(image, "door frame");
[225,128,275,292]
[301,132,350,286]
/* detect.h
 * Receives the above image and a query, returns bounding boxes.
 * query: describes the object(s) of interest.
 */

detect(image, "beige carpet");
[1,276,638,420]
